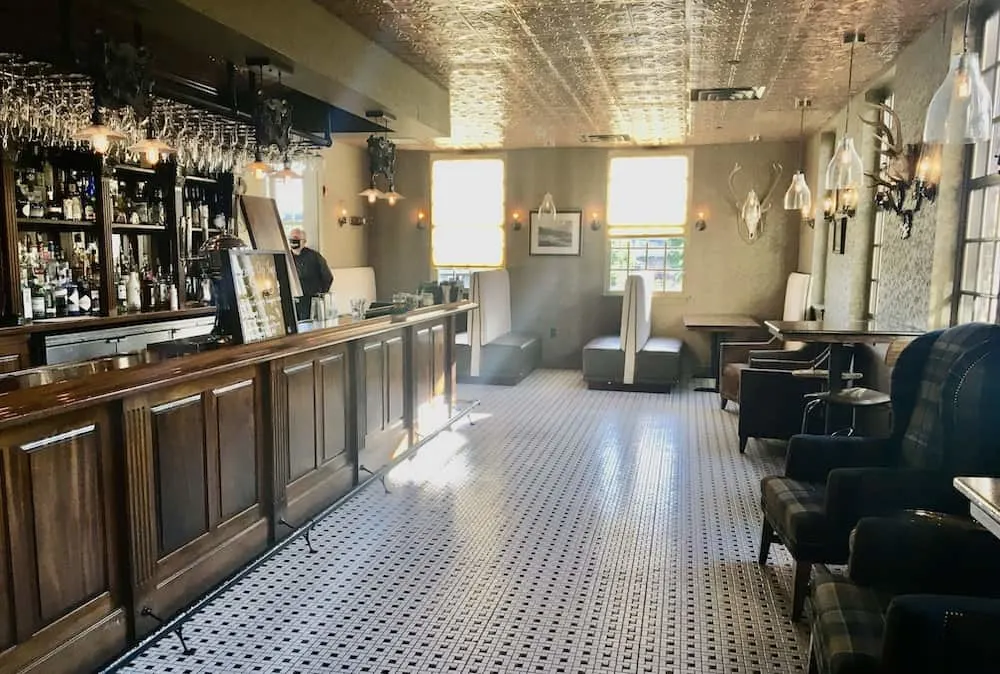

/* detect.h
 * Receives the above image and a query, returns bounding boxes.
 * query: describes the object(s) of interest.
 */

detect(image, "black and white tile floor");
[113,370,809,674]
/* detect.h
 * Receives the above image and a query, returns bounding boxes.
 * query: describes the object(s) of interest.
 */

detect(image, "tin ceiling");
[314,0,959,149]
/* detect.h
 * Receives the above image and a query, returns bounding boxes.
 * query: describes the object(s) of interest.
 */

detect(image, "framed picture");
[529,210,582,256]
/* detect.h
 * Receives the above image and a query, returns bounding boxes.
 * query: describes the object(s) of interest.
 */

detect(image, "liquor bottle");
[82,174,96,221]
[78,276,91,316]
[21,276,32,321]
[66,279,80,316]
[90,275,101,315]
[45,164,64,219]
[158,265,171,308]
[127,271,142,313]
[30,281,45,318]
[112,179,128,223]
[133,181,148,224]
[54,279,68,318]
[116,268,128,313]
[44,283,55,318]
[149,186,165,226]
[64,170,82,221]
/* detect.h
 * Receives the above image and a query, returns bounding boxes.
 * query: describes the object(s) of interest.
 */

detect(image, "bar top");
[0,301,475,430]
[765,319,924,343]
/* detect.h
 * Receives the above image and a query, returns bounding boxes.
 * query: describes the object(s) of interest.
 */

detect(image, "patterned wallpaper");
[817,9,958,329]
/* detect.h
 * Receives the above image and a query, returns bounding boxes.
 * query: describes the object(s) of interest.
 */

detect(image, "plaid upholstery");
[900,324,1000,471]
[811,565,892,674]
[761,477,837,556]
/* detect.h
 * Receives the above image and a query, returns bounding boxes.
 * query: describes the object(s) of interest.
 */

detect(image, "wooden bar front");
[0,302,471,673]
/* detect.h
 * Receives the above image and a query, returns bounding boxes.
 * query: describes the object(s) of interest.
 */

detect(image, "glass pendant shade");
[72,123,125,154]
[359,185,385,204]
[783,171,812,212]
[271,159,301,182]
[923,52,992,144]
[537,192,557,225]
[383,188,404,207]
[825,136,864,190]
[129,137,175,165]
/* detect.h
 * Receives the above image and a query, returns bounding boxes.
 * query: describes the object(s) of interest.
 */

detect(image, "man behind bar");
[288,226,333,320]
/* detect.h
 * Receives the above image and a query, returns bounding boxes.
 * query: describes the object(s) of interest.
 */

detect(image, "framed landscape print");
[529,210,582,256]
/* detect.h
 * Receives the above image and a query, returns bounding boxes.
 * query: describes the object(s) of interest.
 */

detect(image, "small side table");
[683,314,760,393]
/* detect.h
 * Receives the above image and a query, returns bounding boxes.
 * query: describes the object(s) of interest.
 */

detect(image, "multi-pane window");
[266,161,317,245]
[431,158,505,269]
[869,95,894,319]
[958,12,1000,324]
[605,155,688,292]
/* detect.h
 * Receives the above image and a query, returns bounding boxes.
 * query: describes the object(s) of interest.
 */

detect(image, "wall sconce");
[416,210,427,230]
[512,211,523,231]
[694,211,708,231]
[337,203,367,227]
[871,144,939,240]
[824,189,856,255]
[589,211,602,231]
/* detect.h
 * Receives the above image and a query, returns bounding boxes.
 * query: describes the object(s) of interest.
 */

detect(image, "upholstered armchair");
[809,513,1000,674]
[758,323,1000,621]
[719,271,813,410]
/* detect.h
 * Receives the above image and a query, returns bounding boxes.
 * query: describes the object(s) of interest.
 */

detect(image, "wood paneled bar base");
[0,302,473,673]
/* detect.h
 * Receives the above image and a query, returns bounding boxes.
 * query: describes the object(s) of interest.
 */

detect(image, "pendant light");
[826,32,865,193]
[73,104,125,155]
[271,154,301,182]
[923,0,992,144]
[784,98,813,216]
[247,149,272,180]
[359,182,385,204]
[129,114,175,165]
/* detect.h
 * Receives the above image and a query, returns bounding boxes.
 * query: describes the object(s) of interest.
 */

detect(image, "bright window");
[265,161,319,245]
[431,158,505,268]
[957,12,1000,324]
[606,155,689,292]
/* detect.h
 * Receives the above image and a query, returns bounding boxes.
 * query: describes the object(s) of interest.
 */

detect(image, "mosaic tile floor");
[112,370,809,674]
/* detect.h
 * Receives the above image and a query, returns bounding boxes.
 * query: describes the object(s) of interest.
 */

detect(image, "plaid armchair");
[809,513,1000,674]
[758,323,1000,621]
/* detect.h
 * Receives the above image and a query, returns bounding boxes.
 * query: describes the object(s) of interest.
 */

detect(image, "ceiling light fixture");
[784,98,813,223]
[923,0,992,144]
[362,111,401,206]
[271,155,301,182]
[826,32,866,196]
[73,105,125,154]
[129,113,175,165]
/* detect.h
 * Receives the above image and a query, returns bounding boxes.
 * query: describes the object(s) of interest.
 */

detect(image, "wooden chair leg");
[758,518,773,565]
[791,560,811,622]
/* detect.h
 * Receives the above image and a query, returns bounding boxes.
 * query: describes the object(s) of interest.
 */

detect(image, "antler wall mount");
[727,162,784,243]
[861,102,938,240]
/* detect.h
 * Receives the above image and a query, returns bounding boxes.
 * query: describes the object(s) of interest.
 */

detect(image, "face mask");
[290,239,302,250]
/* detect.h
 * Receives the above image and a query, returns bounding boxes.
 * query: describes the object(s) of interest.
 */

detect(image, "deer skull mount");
[728,162,784,243]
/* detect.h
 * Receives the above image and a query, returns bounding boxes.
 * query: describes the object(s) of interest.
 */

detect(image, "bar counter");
[0,301,473,674]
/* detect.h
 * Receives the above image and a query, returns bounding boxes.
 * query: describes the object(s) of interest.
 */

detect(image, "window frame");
[954,9,1000,326]
[429,153,507,271]
[603,149,693,296]
[868,93,894,320]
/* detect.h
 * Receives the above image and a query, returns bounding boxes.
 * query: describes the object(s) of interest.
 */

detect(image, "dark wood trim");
[0,153,21,320]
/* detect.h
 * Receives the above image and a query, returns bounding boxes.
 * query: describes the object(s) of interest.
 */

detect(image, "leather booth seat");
[581,274,682,392]
[456,270,541,385]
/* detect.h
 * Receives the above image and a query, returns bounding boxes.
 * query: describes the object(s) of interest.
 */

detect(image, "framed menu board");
[219,249,298,344]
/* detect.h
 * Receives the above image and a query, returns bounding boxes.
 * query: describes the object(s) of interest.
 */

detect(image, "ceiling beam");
[147,0,450,141]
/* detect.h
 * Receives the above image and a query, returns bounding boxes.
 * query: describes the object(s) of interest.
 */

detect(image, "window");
[265,161,318,245]
[868,95,894,319]
[431,158,505,268]
[958,12,1000,324]
[606,155,689,292]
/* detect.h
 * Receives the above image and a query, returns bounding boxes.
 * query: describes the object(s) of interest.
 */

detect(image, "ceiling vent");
[690,86,766,102]
[579,133,632,143]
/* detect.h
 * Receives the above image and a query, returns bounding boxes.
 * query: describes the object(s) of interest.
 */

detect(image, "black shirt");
[293,247,333,318]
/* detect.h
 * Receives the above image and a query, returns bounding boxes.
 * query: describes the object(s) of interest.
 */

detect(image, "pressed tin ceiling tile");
[315,0,961,148]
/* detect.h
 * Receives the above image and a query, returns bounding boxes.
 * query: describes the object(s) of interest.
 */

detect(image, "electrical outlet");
[549,327,557,338]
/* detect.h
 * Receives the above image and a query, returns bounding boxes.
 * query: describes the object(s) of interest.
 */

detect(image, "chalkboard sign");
[238,195,304,298]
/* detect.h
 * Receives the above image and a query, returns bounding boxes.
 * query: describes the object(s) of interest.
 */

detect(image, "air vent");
[579,134,632,143]
[690,86,766,102]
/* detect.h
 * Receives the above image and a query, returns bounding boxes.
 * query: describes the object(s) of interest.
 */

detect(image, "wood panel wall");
[0,406,127,673]
[123,367,268,636]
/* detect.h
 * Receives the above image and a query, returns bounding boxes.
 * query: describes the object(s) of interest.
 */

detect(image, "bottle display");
[17,231,102,320]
